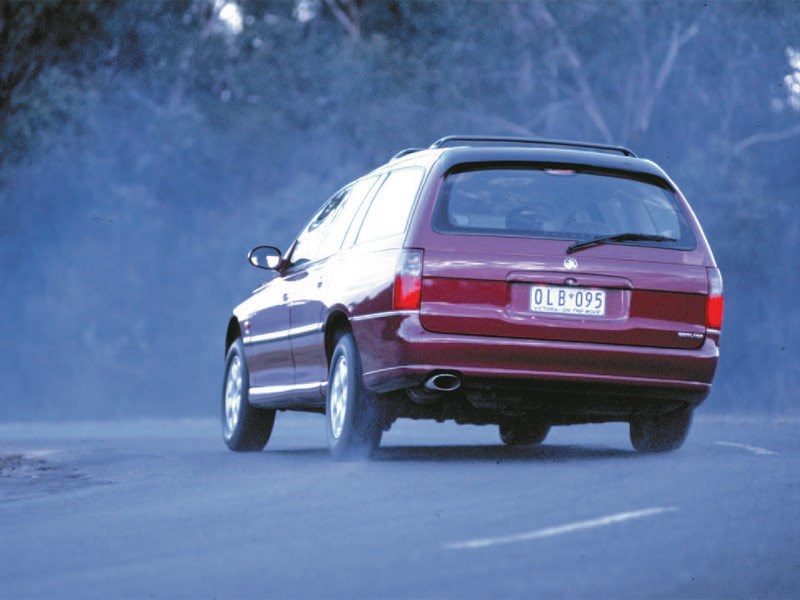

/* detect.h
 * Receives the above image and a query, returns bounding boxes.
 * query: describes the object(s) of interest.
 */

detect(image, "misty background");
[0,0,798,421]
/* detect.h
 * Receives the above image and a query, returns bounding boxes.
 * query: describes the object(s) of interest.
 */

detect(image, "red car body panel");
[231,144,721,424]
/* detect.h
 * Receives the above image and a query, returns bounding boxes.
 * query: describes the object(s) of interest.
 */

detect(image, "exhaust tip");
[424,373,461,392]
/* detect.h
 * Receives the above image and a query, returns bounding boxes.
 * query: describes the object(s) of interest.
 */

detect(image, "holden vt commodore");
[221,136,723,459]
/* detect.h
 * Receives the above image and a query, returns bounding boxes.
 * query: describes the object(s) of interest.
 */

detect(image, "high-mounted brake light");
[393,249,423,310]
[706,267,724,330]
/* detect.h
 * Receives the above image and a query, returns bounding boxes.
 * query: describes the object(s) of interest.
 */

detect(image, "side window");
[288,191,346,267]
[355,169,424,244]
[317,176,378,259]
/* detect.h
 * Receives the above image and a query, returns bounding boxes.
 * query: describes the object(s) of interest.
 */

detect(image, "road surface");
[1,413,799,598]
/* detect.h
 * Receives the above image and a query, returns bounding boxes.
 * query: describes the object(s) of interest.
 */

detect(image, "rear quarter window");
[356,168,424,244]
[432,166,696,250]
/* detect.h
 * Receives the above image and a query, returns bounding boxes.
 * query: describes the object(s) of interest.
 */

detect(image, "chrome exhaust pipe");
[424,373,461,392]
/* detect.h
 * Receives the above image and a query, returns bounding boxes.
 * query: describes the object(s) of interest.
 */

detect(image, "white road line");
[715,441,779,455]
[444,507,678,550]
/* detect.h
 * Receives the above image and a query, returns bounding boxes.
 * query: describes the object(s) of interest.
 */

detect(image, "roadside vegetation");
[1,0,797,418]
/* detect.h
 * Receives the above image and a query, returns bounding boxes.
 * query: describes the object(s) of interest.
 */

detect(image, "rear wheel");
[222,339,276,451]
[499,420,550,447]
[326,332,383,461]
[630,408,692,453]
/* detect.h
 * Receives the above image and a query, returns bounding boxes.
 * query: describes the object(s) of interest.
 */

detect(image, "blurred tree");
[1,0,798,418]
[0,0,116,166]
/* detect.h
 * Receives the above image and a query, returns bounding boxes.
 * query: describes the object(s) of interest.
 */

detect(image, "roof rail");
[429,135,637,158]
[390,147,425,161]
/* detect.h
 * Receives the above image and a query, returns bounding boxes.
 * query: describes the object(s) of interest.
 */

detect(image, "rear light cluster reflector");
[706,267,724,330]
[393,249,423,310]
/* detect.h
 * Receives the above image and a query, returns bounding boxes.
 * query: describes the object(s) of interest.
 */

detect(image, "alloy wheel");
[329,355,349,439]
[224,355,243,438]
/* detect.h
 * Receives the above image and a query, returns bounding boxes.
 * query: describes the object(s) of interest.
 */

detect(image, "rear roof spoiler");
[429,135,637,158]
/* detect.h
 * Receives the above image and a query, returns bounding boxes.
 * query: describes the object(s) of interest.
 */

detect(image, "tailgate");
[419,248,709,350]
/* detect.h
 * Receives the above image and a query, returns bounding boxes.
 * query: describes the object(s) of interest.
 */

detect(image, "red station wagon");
[221,136,723,459]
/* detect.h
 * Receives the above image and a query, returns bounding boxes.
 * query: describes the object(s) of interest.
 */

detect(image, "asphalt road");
[1,413,799,599]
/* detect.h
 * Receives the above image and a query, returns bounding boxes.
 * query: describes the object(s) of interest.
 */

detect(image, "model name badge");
[677,332,704,339]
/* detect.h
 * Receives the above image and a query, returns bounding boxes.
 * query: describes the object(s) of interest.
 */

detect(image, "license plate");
[530,285,606,316]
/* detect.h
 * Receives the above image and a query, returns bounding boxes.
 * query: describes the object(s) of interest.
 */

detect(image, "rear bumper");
[353,311,718,406]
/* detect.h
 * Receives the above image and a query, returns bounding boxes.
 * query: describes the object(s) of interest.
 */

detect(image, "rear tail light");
[393,249,423,310]
[706,267,724,330]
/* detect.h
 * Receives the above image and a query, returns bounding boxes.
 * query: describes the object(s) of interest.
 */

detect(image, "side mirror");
[248,246,282,270]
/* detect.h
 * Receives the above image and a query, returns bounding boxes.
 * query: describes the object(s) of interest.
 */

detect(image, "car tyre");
[499,420,550,447]
[326,332,383,461]
[222,338,276,451]
[629,408,692,453]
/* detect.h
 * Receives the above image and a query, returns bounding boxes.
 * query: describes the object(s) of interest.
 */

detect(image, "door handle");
[283,293,289,302]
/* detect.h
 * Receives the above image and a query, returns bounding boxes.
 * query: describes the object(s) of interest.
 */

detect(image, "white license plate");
[530,285,606,316]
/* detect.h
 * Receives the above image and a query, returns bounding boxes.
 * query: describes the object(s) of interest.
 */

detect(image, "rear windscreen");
[433,166,696,250]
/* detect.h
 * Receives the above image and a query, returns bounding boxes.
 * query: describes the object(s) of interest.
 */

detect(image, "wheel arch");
[324,309,353,366]
[225,317,242,355]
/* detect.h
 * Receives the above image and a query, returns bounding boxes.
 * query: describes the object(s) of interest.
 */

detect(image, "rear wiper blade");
[566,233,677,254]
